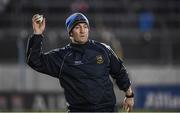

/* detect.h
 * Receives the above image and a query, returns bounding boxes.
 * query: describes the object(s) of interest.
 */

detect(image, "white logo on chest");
[74,61,83,65]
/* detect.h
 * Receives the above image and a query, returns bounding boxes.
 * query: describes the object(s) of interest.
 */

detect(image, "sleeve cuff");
[33,34,43,37]
[29,34,43,48]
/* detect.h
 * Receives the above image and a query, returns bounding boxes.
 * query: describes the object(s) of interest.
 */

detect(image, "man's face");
[70,23,89,44]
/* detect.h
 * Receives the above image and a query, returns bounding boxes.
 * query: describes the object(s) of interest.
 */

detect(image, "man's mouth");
[80,35,85,37]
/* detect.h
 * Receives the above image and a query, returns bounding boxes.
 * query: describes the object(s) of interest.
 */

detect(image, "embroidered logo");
[74,61,83,65]
[96,55,104,64]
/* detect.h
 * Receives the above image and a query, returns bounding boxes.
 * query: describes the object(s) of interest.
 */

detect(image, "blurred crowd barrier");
[0,92,66,111]
[0,64,179,111]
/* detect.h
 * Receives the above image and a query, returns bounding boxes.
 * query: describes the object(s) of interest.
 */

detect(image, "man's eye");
[84,25,88,28]
[75,26,80,29]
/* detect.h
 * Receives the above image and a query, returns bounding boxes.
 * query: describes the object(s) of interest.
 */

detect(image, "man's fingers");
[122,97,134,112]
[32,14,43,23]
[123,103,128,111]
[32,15,44,27]
[127,103,134,112]
[32,14,39,21]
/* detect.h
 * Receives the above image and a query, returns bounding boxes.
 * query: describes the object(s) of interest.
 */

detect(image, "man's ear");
[69,32,73,36]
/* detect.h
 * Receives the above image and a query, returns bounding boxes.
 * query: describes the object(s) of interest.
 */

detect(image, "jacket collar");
[70,40,90,53]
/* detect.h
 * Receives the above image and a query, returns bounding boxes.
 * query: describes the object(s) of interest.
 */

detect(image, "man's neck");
[71,39,88,44]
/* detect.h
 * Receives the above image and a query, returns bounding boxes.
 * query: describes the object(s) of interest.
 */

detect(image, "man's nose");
[80,27,85,33]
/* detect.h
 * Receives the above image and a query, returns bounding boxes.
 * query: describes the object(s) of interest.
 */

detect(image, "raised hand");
[32,14,46,35]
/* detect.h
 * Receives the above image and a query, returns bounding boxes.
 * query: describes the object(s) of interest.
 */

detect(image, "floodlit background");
[0,0,179,112]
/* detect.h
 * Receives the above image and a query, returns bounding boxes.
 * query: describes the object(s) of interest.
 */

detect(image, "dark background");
[0,0,179,65]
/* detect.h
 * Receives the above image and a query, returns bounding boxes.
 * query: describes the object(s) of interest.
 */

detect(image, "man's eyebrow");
[75,24,80,27]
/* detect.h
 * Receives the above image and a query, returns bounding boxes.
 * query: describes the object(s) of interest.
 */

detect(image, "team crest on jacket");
[96,55,104,64]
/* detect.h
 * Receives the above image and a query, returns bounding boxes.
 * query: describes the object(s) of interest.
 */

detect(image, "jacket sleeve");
[107,46,131,92]
[26,34,61,78]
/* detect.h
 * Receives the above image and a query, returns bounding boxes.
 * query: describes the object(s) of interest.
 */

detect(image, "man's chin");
[78,39,88,44]
[80,41,88,44]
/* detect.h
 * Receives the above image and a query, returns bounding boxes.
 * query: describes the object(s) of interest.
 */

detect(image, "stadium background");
[0,0,179,112]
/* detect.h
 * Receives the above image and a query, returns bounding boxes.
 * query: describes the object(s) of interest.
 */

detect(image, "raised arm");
[26,14,61,78]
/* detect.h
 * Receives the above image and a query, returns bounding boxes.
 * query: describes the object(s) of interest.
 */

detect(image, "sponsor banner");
[135,85,180,110]
[0,92,66,111]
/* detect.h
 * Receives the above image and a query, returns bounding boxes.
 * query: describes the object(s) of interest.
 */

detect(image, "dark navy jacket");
[26,34,131,111]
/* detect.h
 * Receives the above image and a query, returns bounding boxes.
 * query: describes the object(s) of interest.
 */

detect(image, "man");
[26,13,134,112]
